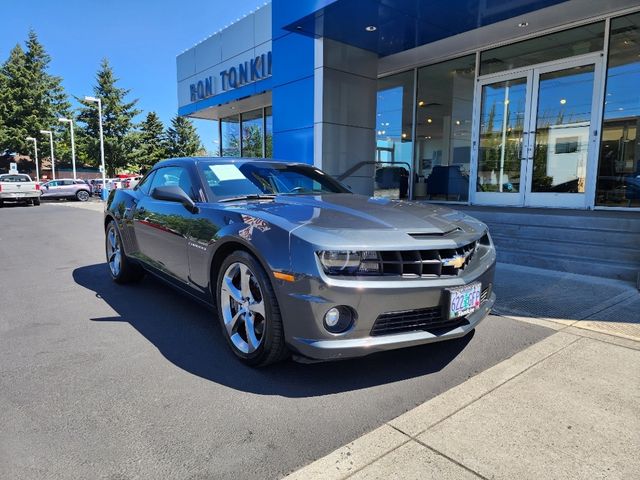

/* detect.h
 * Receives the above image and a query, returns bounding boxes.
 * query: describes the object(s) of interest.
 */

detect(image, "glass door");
[472,72,533,206]
[524,57,603,208]
[472,55,603,208]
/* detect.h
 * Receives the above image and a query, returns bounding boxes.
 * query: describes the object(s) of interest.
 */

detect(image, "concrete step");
[497,248,639,283]
[491,233,640,263]
[486,223,640,249]
[467,210,640,233]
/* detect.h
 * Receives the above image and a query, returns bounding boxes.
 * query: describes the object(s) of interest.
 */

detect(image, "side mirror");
[151,185,198,213]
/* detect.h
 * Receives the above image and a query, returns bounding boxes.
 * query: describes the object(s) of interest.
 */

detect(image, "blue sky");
[1,0,268,153]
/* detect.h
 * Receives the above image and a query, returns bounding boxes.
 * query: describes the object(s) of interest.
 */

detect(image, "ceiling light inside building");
[365,25,377,32]
[418,101,425,107]
[518,21,529,28]
[560,99,566,104]
[427,118,432,123]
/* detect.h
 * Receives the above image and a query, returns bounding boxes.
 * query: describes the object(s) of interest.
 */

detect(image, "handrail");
[336,161,411,181]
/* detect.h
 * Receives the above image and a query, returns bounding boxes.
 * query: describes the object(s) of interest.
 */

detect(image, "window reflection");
[221,115,240,157]
[596,12,640,207]
[241,109,264,158]
[376,71,414,199]
[414,55,475,201]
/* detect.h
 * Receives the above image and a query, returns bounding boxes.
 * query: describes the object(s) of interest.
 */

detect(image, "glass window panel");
[265,106,273,158]
[596,12,640,208]
[531,65,594,193]
[414,55,475,201]
[480,22,605,75]
[376,71,414,199]
[221,115,240,157]
[241,109,264,158]
[477,78,528,193]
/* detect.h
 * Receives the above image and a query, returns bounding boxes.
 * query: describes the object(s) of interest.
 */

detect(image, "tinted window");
[198,162,349,198]
[136,171,156,195]
[60,180,74,186]
[150,166,196,200]
[0,174,31,182]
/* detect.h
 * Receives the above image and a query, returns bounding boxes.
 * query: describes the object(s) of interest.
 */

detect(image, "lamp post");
[58,117,77,179]
[39,130,55,180]
[25,137,40,182]
[84,96,106,198]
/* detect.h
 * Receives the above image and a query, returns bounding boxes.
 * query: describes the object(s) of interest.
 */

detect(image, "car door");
[42,180,60,197]
[132,165,198,284]
[59,179,75,197]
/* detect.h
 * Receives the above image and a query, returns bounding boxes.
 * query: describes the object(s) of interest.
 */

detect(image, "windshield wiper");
[218,194,277,203]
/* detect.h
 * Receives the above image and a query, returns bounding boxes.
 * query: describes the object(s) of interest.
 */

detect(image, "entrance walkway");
[286,264,640,479]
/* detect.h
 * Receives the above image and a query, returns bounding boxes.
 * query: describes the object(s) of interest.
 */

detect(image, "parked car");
[105,158,495,366]
[0,173,41,207]
[122,175,142,189]
[40,179,91,202]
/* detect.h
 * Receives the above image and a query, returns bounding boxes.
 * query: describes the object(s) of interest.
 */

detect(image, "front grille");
[377,240,478,277]
[370,286,489,336]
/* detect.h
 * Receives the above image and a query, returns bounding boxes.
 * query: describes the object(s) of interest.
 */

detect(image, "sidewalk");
[286,265,640,479]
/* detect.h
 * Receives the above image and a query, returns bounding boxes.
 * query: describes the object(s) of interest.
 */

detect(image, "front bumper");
[277,253,496,362]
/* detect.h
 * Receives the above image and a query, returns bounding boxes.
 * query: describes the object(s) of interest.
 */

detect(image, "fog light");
[323,306,354,333]
[325,308,340,327]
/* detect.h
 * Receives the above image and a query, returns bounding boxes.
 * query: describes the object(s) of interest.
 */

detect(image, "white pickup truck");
[0,173,42,207]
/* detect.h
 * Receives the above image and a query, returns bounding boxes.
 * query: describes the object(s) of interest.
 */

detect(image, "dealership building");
[177,0,640,282]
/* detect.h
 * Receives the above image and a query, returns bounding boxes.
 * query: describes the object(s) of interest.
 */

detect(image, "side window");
[149,166,196,200]
[48,181,58,187]
[136,171,156,196]
[61,180,74,186]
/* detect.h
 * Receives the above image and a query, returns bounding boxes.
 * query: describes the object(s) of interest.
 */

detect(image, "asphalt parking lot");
[0,202,553,479]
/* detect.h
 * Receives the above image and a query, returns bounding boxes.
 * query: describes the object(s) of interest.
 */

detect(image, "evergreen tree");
[131,111,167,172]
[0,31,70,155]
[77,58,140,176]
[165,116,203,157]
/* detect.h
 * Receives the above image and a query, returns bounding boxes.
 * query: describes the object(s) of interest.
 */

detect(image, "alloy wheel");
[77,190,90,201]
[106,226,121,277]
[220,262,266,354]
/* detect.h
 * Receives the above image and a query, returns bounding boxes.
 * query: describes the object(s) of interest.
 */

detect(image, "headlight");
[317,250,381,275]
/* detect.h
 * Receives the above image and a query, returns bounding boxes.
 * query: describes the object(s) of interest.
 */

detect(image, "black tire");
[0,200,4,208]
[105,220,145,284]
[33,197,41,206]
[216,251,288,366]
[76,190,90,202]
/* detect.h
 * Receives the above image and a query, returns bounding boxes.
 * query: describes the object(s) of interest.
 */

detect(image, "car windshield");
[0,174,30,182]
[198,162,349,199]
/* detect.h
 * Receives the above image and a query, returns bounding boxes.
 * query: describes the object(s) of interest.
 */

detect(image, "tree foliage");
[77,58,140,176]
[0,30,70,155]
[130,111,168,172]
[165,116,203,158]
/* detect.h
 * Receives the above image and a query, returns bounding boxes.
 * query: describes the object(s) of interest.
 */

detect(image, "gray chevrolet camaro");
[104,157,496,366]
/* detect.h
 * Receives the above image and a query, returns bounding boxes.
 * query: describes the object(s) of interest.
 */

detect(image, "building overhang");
[284,0,570,57]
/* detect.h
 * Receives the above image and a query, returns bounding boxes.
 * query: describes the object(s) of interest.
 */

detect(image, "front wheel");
[76,190,90,202]
[105,221,145,284]
[216,251,288,366]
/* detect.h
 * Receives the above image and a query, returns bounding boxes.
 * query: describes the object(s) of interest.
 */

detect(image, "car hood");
[225,193,486,247]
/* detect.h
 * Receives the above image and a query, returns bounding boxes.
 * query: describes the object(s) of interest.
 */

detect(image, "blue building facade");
[178,0,640,211]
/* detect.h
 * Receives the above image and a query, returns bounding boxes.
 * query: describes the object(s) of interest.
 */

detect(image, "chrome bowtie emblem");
[442,254,466,269]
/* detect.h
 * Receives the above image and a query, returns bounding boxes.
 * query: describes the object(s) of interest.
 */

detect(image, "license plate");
[13,193,25,197]
[448,282,481,319]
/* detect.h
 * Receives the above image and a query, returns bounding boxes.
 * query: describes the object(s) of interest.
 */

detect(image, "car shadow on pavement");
[73,263,474,398]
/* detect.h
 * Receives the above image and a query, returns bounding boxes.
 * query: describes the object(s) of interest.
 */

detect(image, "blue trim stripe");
[178,77,274,117]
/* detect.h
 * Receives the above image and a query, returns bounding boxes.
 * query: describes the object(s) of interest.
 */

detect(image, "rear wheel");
[76,190,90,202]
[216,251,288,366]
[105,221,145,284]
[32,198,40,206]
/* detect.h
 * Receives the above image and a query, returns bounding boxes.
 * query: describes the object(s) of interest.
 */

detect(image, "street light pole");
[26,137,39,182]
[84,96,106,198]
[58,117,77,179]
[39,130,55,180]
